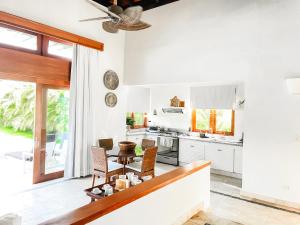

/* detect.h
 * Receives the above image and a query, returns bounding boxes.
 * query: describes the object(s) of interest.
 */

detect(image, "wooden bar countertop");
[40,160,211,225]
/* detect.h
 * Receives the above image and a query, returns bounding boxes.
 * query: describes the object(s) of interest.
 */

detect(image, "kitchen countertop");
[178,135,243,147]
[126,131,243,147]
[126,131,147,136]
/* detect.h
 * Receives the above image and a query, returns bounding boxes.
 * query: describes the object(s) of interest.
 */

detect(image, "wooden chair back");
[141,147,158,173]
[91,147,108,173]
[141,139,155,151]
[98,138,113,151]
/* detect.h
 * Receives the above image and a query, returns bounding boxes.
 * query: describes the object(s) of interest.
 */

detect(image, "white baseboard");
[240,190,300,212]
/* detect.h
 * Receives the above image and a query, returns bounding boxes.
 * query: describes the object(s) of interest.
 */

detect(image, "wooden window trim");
[0,12,104,51]
[42,36,73,61]
[192,109,235,136]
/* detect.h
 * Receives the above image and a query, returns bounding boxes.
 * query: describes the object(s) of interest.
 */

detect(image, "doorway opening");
[0,80,70,194]
[0,80,35,193]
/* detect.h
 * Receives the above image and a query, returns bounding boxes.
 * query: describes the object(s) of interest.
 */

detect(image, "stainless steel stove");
[156,131,179,166]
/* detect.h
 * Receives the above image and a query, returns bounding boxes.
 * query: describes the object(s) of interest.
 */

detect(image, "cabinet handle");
[217,149,223,151]
[190,145,194,148]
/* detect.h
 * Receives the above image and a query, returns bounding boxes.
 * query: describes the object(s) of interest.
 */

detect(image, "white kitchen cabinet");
[126,134,145,145]
[179,139,205,164]
[205,143,234,172]
[145,134,158,143]
[234,146,243,174]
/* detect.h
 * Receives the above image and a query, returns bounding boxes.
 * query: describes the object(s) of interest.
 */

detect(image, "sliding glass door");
[33,84,69,183]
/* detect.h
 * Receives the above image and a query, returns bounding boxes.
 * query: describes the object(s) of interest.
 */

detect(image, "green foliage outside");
[133,113,144,126]
[196,109,232,132]
[216,110,232,132]
[196,109,210,130]
[126,112,144,127]
[0,126,33,139]
[0,84,69,139]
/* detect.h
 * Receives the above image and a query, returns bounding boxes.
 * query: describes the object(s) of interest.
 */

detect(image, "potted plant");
[126,117,135,130]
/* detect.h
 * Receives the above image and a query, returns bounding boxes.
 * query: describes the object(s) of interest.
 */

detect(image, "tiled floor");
[185,192,300,225]
[210,173,242,197]
[0,164,299,225]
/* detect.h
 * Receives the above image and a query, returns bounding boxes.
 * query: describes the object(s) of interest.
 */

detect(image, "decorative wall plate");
[103,70,119,90]
[105,92,117,107]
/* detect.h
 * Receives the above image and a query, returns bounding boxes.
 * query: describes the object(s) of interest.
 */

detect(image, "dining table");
[106,142,143,165]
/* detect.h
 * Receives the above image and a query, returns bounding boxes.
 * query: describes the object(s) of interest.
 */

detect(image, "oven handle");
[158,136,179,140]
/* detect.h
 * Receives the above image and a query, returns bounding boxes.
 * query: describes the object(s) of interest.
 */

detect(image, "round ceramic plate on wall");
[105,92,117,107]
[103,70,119,90]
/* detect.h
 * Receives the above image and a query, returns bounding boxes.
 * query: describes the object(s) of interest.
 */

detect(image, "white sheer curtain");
[65,44,100,178]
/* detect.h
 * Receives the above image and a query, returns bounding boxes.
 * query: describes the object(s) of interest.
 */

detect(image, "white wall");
[0,0,127,142]
[124,0,300,205]
[149,85,191,130]
[126,87,150,113]
[88,165,210,225]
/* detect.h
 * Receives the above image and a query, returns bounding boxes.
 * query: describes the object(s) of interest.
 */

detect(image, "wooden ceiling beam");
[0,11,104,51]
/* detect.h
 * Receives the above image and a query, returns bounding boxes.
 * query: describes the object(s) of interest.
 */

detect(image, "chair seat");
[108,161,123,172]
[125,162,142,172]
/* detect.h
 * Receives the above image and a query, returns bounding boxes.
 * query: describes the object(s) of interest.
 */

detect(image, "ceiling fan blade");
[85,0,121,20]
[79,16,111,22]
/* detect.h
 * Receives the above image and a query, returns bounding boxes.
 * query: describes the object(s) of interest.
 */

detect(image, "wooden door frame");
[33,84,68,184]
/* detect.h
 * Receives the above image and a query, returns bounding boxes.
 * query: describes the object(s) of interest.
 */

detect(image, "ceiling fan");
[80,0,151,33]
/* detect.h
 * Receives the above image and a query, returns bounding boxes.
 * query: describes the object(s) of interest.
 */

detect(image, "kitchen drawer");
[179,139,205,164]
[205,143,234,172]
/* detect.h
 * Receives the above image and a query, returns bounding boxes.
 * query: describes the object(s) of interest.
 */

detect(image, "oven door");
[157,136,179,166]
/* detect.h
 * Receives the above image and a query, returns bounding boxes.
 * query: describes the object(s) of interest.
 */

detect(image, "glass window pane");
[45,89,69,174]
[134,113,144,126]
[216,110,233,132]
[0,26,37,50]
[196,109,210,130]
[48,40,73,59]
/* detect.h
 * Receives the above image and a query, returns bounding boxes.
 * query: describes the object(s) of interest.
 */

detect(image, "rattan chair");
[141,139,156,150]
[134,139,156,162]
[98,138,113,150]
[125,146,158,178]
[91,146,124,187]
[98,138,118,162]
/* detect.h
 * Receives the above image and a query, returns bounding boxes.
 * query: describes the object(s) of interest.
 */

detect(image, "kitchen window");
[192,109,235,136]
[126,112,148,128]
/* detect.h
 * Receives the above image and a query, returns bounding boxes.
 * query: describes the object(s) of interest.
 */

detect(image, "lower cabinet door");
[205,143,234,172]
[179,139,205,164]
[145,135,158,143]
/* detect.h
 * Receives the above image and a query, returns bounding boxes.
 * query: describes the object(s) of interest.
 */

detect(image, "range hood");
[162,107,184,114]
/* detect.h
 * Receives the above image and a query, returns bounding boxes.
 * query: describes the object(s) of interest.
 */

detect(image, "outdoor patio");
[0,132,67,195]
